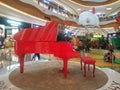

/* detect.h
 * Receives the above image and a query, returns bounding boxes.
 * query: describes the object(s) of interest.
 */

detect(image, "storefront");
[0,16,31,48]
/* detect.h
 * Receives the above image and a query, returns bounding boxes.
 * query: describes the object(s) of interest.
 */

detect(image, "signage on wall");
[93,34,102,38]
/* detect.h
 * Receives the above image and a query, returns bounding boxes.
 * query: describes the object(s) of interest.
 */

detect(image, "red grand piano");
[14,21,80,78]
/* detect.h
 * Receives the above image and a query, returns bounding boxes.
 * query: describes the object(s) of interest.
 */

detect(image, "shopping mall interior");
[0,0,120,90]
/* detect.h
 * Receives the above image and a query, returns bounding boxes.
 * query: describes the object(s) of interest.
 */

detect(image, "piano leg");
[19,54,25,73]
[62,58,68,78]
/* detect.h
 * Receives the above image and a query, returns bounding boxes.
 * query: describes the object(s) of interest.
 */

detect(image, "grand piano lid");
[13,21,59,42]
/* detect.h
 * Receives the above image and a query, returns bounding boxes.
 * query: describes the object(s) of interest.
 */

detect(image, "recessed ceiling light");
[96,12,101,15]
[77,8,81,10]
[81,0,108,2]
[106,8,112,10]
[89,10,92,12]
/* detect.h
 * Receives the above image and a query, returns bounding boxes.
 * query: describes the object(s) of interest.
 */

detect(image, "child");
[104,49,115,63]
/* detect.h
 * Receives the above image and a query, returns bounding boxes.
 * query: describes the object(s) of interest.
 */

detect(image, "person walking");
[32,53,40,60]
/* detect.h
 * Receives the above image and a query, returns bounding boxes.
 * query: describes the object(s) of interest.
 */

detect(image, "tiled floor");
[0,48,120,90]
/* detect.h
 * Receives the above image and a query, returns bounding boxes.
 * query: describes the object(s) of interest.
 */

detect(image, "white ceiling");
[0,1,46,26]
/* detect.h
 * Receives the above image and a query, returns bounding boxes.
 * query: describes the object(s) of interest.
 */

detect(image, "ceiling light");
[77,9,81,11]
[89,10,92,12]
[96,12,101,15]
[81,0,108,2]
[106,8,112,10]
[7,20,21,26]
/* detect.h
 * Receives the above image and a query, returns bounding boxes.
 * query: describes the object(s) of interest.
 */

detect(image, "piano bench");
[80,56,96,77]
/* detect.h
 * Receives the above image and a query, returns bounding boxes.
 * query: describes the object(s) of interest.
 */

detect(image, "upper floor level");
[0,0,119,28]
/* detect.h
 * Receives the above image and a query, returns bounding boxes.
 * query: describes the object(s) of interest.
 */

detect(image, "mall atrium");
[0,0,120,90]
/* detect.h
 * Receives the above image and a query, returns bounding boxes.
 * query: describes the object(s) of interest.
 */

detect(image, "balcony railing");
[21,0,117,24]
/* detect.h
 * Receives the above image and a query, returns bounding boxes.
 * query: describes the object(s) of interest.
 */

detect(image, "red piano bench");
[81,56,96,77]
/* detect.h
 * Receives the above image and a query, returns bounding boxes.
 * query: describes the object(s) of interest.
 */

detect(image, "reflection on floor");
[0,48,120,90]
